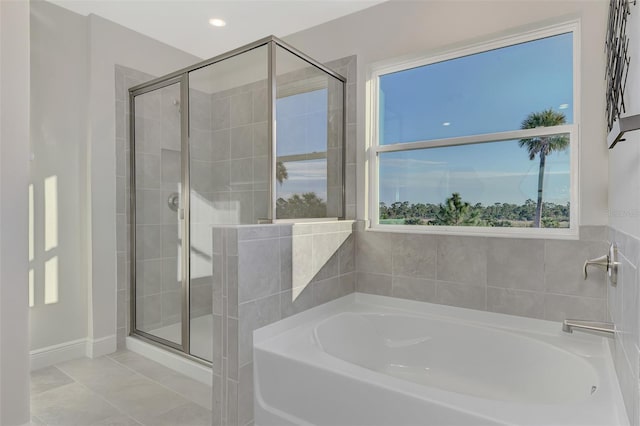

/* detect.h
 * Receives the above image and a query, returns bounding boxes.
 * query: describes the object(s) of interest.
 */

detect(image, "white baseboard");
[86,335,117,359]
[30,334,117,371]
[30,338,87,371]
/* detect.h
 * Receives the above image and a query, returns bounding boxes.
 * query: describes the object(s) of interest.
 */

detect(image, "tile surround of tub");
[355,223,610,321]
[354,224,636,419]
[609,226,640,426]
[211,219,356,426]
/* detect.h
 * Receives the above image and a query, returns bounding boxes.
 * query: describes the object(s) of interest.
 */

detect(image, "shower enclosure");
[128,36,346,363]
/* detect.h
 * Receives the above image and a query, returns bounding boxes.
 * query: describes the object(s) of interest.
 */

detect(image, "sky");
[379,32,573,206]
[379,140,570,206]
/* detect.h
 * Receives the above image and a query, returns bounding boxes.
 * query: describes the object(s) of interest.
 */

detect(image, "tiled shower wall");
[206,78,270,224]
[131,80,183,332]
[189,88,216,320]
[115,65,150,347]
[355,224,610,322]
[210,221,355,426]
[115,65,215,345]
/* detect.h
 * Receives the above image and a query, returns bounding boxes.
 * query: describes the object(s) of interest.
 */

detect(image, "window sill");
[271,217,340,224]
[368,223,579,240]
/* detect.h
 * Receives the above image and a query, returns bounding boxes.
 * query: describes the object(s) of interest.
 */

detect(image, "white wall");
[609,4,640,238]
[0,0,31,423]
[85,12,199,350]
[28,0,199,360]
[30,0,89,351]
[285,0,609,226]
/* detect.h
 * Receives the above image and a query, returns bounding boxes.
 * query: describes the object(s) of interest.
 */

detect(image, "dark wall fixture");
[606,0,640,148]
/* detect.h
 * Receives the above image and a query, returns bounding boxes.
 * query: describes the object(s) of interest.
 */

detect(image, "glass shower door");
[132,78,186,350]
[187,45,268,362]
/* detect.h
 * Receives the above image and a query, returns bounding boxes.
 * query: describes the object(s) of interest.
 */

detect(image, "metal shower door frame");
[129,74,197,360]
[128,36,347,364]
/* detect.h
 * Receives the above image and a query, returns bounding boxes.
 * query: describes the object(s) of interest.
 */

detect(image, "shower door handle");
[167,192,180,212]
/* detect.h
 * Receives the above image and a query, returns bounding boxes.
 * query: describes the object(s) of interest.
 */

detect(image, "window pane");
[379,33,573,145]
[378,135,570,228]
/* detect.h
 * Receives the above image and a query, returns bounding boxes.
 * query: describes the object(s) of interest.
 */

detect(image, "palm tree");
[518,109,569,228]
[276,161,288,185]
[430,192,482,226]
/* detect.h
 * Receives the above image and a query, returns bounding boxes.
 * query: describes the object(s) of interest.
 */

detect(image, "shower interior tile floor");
[30,350,212,426]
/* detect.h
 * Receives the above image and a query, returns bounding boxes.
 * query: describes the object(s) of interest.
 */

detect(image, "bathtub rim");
[256,292,596,345]
[254,292,630,426]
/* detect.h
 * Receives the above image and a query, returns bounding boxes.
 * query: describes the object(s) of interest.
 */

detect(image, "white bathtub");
[253,293,628,426]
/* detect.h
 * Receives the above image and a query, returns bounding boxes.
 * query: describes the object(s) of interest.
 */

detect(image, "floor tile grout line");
[29,380,78,399]
[53,355,208,423]
[29,366,76,396]
[64,360,183,425]
[105,352,213,411]
[35,375,137,426]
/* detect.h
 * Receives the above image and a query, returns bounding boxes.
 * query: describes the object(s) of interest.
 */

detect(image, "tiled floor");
[30,350,212,426]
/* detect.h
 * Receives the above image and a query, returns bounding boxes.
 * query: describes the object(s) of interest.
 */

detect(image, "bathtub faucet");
[562,319,615,337]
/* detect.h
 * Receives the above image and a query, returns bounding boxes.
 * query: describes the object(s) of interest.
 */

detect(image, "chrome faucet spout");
[562,319,615,337]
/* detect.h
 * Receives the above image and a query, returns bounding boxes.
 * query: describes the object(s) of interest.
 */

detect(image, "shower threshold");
[126,315,213,386]
[148,314,213,362]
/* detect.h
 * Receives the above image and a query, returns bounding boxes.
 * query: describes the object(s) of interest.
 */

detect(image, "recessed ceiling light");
[442,122,451,126]
[559,103,569,110]
[209,18,226,27]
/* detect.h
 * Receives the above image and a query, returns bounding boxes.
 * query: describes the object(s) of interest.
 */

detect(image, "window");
[368,23,578,237]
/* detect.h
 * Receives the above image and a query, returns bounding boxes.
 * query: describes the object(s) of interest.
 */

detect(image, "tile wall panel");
[356,223,609,321]
[609,227,640,426]
[213,220,356,425]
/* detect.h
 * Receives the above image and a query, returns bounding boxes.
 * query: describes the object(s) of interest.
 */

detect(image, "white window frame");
[366,21,580,239]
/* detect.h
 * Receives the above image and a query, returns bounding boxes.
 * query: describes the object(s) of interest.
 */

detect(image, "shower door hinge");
[179,208,185,220]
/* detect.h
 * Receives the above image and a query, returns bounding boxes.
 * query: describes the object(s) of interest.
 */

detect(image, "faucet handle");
[583,242,619,286]
[583,255,609,279]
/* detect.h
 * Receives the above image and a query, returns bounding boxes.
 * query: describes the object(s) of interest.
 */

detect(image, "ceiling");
[47,0,386,59]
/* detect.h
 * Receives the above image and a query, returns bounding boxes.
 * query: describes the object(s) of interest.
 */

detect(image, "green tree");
[518,109,569,228]
[404,217,425,225]
[379,202,390,219]
[542,217,560,228]
[430,193,482,226]
[276,192,326,218]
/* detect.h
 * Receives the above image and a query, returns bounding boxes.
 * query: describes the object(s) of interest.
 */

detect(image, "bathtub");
[253,293,628,426]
